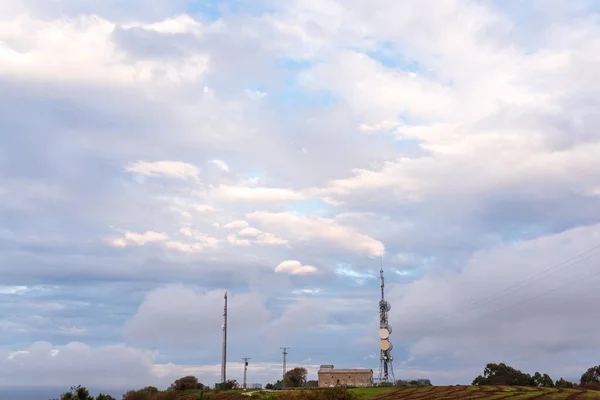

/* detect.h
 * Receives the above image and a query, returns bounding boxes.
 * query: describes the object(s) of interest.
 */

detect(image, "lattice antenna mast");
[242,358,250,390]
[221,291,228,384]
[377,257,395,385]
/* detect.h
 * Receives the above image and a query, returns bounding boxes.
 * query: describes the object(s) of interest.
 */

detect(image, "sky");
[2,0,600,396]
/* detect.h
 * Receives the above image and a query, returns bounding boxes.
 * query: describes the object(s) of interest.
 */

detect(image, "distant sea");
[0,388,125,400]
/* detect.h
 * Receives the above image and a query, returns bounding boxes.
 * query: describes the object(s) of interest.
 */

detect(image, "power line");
[465,244,600,307]
[438,262,600,331]
[399,244,600,337]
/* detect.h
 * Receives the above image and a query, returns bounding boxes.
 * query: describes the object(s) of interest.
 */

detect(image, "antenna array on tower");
[377,259,395,384]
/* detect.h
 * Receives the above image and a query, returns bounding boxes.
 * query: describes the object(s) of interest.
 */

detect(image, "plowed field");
[362,385,600,399]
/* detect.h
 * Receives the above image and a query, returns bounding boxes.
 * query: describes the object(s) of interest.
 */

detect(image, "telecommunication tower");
[221,291,228,384]
[377,261,395,384]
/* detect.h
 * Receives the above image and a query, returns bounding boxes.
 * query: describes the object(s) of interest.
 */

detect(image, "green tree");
[532,372,554,388]
[53,385,94,400]
[306,380,319,387]
[580,365,600,388]
[95,394,116,400]
[472,363,535,386]
[556,377,575,388]
[266,380,283,390]
[170,376,205,391]
[283,367,307,387]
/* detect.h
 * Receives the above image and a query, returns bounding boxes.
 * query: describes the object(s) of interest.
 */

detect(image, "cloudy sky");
[2,0,600,395]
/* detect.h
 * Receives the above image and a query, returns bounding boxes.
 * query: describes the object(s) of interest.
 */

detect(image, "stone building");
[317,365,373,387]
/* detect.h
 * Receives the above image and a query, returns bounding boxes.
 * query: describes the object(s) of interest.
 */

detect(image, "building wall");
[317,371,373,387]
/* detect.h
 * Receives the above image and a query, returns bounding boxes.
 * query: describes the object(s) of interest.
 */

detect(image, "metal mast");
[221,291,228,384]
[377,258,395,385]
[281,347,290,386]
[242,358,250,390]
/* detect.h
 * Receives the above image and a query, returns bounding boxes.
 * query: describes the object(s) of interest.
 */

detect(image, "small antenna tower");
[242,358,250,390]
[221,291,228,384]
[377,257,395,385]
[281,347,290,387]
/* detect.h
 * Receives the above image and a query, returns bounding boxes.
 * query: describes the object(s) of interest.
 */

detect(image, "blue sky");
[2,0,600,396]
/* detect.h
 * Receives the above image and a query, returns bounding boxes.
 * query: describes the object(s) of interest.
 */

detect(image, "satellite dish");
[379,339,393,351]
[387,325,392,335]
[385,302,391,312]
[378,328,390,339]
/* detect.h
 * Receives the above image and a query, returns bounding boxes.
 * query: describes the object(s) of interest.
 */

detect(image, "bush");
[274,388,356,400]
[214,380,238,391]
[122,389,177,400]
[211,393,248,400]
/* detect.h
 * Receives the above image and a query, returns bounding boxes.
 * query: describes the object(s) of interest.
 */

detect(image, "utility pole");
[281,347,290,387]
[221,291,228,384]
[242,358,250,390]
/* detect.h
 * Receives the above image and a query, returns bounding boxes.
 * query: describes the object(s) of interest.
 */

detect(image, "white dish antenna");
[379,339,393,351]
[378,328,390,339]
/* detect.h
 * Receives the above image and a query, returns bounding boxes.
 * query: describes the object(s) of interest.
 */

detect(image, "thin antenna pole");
[221,291,228,384]
[242,358,250,390]
[380,255,385,301]
[281,347,290,387]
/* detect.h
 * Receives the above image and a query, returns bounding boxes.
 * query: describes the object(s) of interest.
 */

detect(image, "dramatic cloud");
[2,0,600,391]
[247,212,385,257]
[0,341,157,389]
[125,286,270,347]
[0,15,209,85]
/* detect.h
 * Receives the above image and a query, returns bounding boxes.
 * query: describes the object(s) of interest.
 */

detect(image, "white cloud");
[223,220,249,229]
[0,285,29,295]
[208,159,230,172]
[321,131,600,203]
[358,120,400,133]
[211,185,305,202]
[275,260,318,275]
[124,231,168,246]
[226,235,251,246]
[106,231,168,248]
[247,211,384,256]
[0,15,209,86]
[164,238,218,253]
[194,205,219,213]
[0,341,158,389]
[123,14,203,35]
[125,286,270,346]
[237,227,263,237]
[255,233,288,246]
[125,161,200,181]
[124,231,169,246]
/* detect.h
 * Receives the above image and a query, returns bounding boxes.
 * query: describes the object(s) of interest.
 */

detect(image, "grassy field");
[354,385,600,400]
[163,386,600,400]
